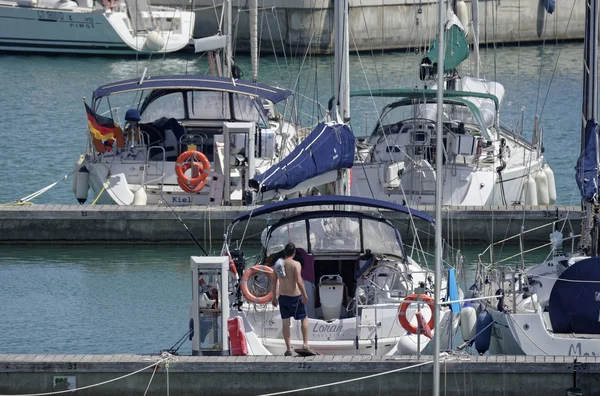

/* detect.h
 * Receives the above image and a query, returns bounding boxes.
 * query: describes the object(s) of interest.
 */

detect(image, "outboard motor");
[230,249,246,276]
[231,249,246,310]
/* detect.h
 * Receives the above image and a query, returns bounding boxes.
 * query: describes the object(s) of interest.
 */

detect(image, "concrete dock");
[0,353,596,395]
[170,0,586,54]
[0,204,580,245]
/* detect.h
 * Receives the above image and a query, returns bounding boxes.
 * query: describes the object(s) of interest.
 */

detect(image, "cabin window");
[140,92,185,123]
[361,219,403,256]
[187,91,230,120]
[231,94,262,122]
[265,221,308,256]
[310,217,361,253]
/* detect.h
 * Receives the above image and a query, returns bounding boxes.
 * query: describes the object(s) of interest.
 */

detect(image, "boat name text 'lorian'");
[312,322,343,333]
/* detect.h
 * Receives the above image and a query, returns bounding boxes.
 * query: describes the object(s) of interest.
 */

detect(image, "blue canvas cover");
[249,123,355,192]
[549,257,600,334]
[543,0,555,13]
[575,119,599,203]
[92,75,292,104]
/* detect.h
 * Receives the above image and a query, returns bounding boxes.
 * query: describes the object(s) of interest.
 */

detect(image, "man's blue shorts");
[278,295,307,320]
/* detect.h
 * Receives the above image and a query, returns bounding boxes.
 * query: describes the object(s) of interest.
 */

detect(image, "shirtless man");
[271,242,314,356]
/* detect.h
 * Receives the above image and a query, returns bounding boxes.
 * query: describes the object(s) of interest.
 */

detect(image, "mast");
[223,0,232,78]
[334,0,350,122]
[250,0,258,81]
[472,0,479,78]
[581,0,599,253]
[433,0,445,394]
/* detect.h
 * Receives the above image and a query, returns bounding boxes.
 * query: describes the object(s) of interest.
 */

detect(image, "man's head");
[284,242,296,258]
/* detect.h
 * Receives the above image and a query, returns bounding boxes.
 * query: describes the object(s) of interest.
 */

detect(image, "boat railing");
[144,146,166,188]
[477,219,580,268]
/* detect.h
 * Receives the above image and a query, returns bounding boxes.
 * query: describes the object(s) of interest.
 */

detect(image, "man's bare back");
[278,258,302,297]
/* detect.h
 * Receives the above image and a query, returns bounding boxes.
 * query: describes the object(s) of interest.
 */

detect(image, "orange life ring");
[397,293,435,335]
[240,265,275,304]
[175,150,210,193]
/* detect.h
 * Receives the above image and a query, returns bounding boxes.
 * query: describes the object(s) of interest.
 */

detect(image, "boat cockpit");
[246,211,430,321]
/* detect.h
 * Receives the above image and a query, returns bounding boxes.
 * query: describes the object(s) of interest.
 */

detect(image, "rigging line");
[287,22,318,127]
[273,7,290,75]
[255,360,435,396]
[159,0,185,75]
[355,0,384,92]
[159,193,208,255]
[347,26,401,166]
[538,0,578,120]
[534,12,549,116]
[285,0,319,105]
[263,6,284,79]
[210,0,221,31]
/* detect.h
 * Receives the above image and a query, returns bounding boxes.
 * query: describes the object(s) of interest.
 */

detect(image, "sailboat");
[71,0,337,206]
[347,2,556,207]
[472,0,600,356]
[186,0,463,359]
[0,0,194,54]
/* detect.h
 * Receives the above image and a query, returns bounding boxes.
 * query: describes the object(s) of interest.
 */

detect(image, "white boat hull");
[488,309,600,356]
[238,304,459,356]
[0,0,194,54]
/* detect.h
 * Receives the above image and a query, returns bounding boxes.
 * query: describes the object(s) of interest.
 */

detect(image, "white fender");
[543,164,557,204]
[133,187,148,205]
[535,168,549,205]
[460,303,477,342]
[456,0,470,37]
[145,30,165,52]
[75,167,90,204]
[522,174,538,205]
[72,154,85,194]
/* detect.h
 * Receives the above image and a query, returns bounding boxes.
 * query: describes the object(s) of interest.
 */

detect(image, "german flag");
[85,102,115,140]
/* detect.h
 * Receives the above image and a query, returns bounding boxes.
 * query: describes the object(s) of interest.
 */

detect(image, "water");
[0,42,584,355]
[0,242,549,355]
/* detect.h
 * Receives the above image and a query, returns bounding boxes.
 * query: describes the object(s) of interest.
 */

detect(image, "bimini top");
[233,195,434,225]
[348,88,500,111]
[92,75,293,104]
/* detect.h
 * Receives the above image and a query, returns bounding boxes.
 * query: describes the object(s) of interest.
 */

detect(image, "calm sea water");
[0,43,583,355]
[0,243,549,355]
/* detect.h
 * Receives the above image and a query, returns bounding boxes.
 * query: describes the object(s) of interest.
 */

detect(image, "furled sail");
[249,122,355,192]
[420,12,469,80]
[576,119,599,203]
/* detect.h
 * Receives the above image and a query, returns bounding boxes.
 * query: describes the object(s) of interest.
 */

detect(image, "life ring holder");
[397,293,435,335]
[240,265,275,305]
[175,150,210,193]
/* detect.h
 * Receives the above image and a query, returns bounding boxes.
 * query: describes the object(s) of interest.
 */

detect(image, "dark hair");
[284,242,296,258]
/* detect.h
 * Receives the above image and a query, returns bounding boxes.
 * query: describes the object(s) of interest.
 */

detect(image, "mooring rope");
[0,354,174,396]
[254,360,434,396]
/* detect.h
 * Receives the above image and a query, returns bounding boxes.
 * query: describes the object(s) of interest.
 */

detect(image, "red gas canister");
[227,317,248,356]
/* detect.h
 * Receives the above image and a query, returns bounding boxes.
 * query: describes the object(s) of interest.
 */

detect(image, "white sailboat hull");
[488,309,600,356]
[0,0,194,54]
[238,305,459,356]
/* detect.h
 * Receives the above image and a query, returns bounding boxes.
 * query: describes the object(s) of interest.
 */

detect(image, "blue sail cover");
[549,257,600,334]
[543,0,555,13]
[576,119,599,202]
[249,123,355,192]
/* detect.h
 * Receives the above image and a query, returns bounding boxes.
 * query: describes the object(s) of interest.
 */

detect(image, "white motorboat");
[472,0,600,356]
[0,0,194,54]
[189,195,464,356]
